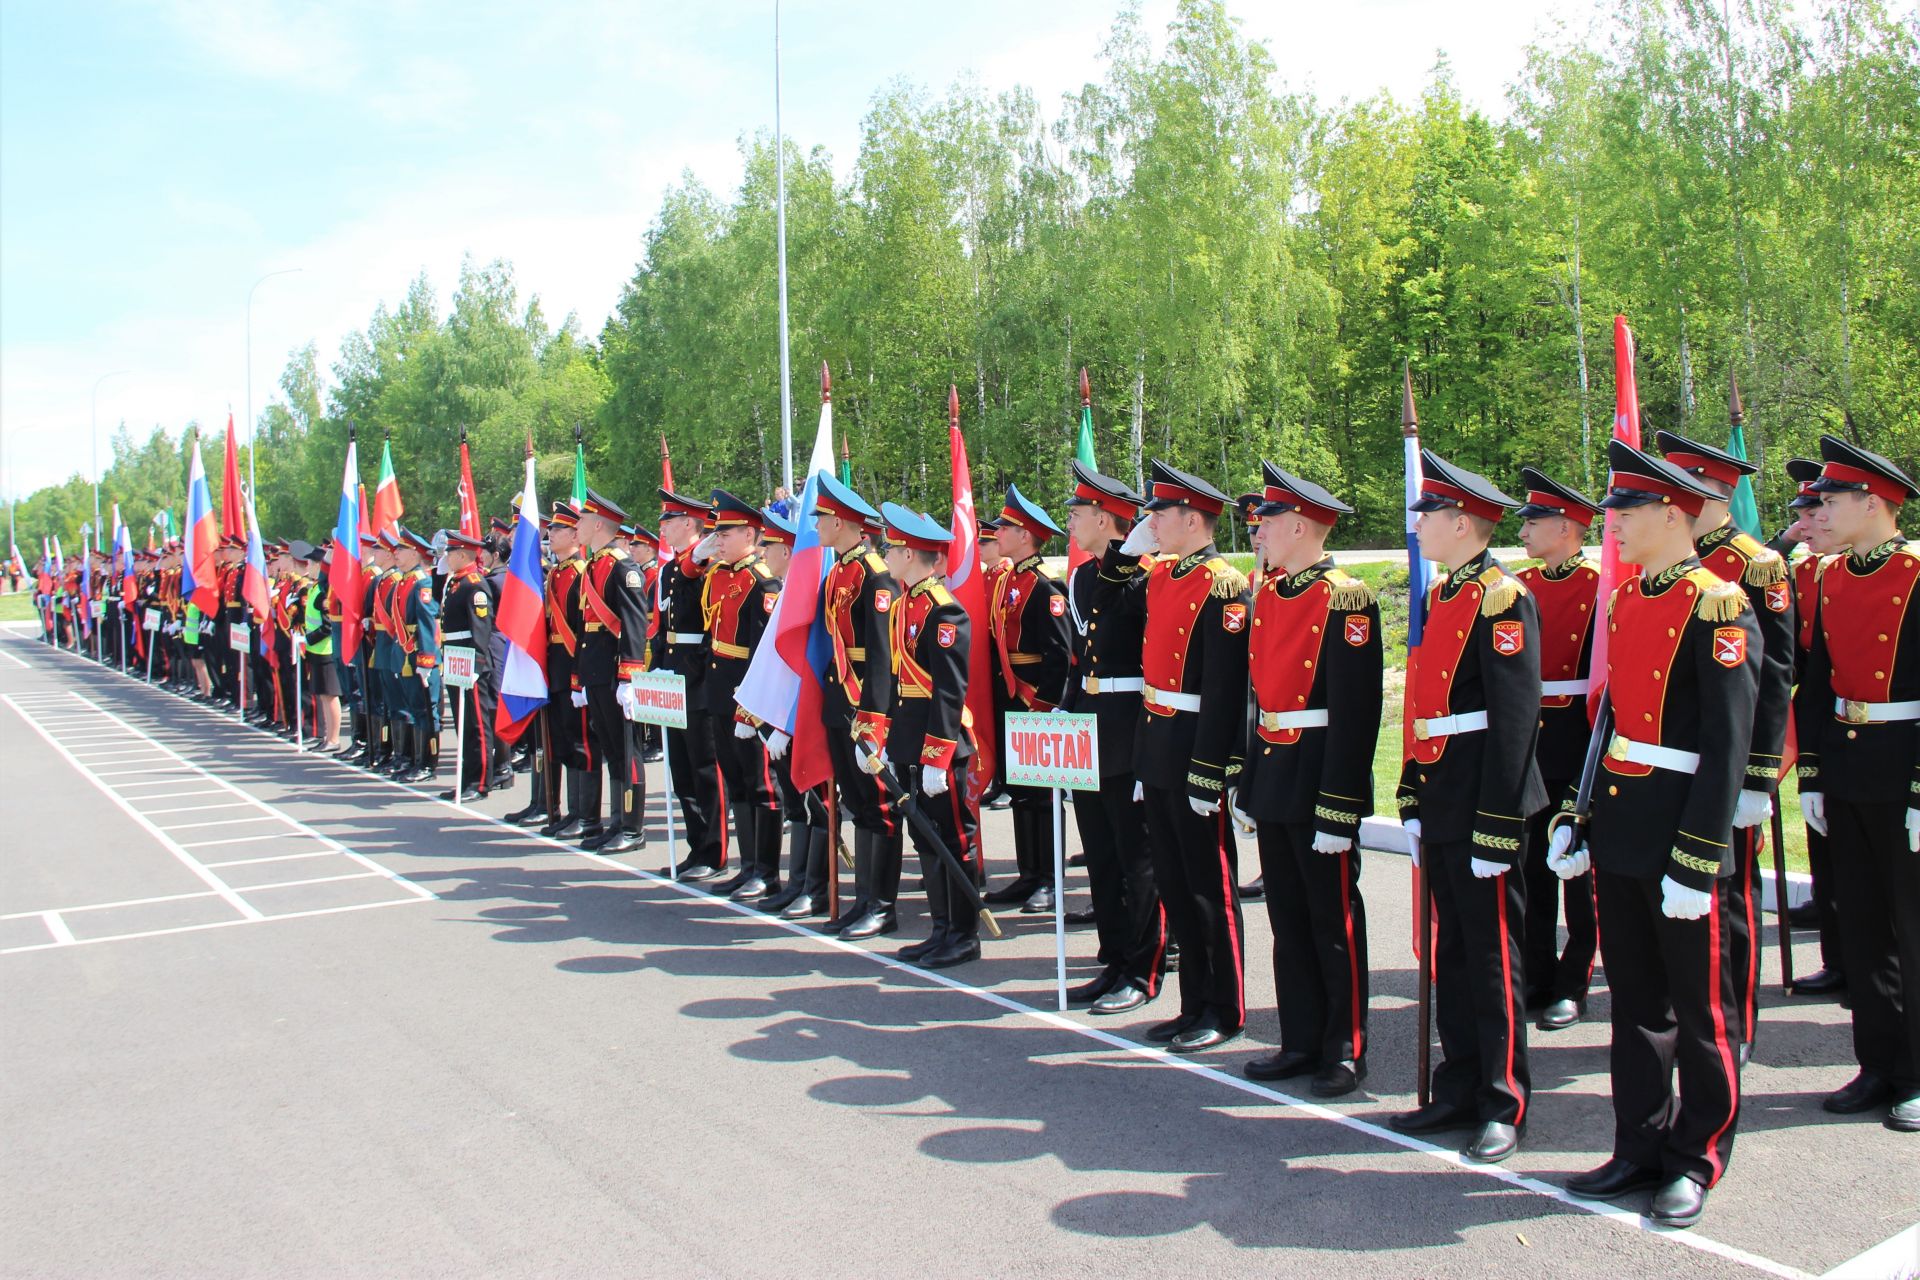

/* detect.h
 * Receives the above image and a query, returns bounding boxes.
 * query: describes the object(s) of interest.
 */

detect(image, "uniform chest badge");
[1345,614,1370,646]
[1222,603,1247,633]
[1491,619,1525,655]
[873,589,892,614]
[762,593,776,613]
[1764,582,1789,613]
[626,570,642,588]
[937,621,957,648]
[1713,627,1747,667]
[1049,594,1066,617]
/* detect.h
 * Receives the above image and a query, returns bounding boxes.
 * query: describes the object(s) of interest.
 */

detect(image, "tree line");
[13,0,1917,554]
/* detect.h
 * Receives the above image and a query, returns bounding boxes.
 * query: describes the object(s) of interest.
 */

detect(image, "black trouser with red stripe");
[1828,800,1920,1093]
[1427,839,1530,1126]
[586,684,640,837]
[1256,821,1367,1066]
[1722,824,1763,1050]
[1074,771,1165,995]
[1804,823,1845,975]
[715,715,781,881]
[459,669,499,791]
[909,762,980,938]
[1522,791,1597,1005]
[1141,785,1245,1031]
[1595,870,1741,1188]
[666,708,727,870]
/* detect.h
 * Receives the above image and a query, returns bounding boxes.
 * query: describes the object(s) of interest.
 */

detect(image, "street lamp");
[92,369,129,538]
[246,267,303,497]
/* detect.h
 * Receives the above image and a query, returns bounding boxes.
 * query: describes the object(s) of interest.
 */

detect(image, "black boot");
[831,829,874,932]
[761,819,808,912]
[385,721,412,777]
[598,770,642,853]
[546,771,584,838]
[842,829,901,940]
[573,767,605,843]
[402,725,435,782]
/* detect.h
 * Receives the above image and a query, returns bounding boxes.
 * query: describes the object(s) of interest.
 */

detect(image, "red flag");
[221,412,245,543]
[660,433,675,492]
[1589,315,1643,714]
[457,432,482,538]
[357,483,372,540]
[945,386,997,806]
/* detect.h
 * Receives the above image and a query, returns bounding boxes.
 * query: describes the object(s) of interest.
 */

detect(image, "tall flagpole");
[773,0,794,493]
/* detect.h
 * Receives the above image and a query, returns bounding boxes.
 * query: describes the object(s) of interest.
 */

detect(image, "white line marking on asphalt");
[179,833,323,850]
[0,898,425,955]
[241,872,383,892]
[202,850,333,869]
[0,648,35,668]
[109,775,205,789]
[1821,1222,1920,1279]
[24,646,1807,1279]
[154,815,288,833]
[126,788,229,804]
[2,696,264,922]
[2,889,219,918]
[141,801,258,817]
[39,912,74,944]
[93,765,197,778]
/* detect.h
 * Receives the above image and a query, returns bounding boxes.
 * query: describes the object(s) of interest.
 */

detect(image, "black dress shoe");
[828,899,872,933]
[1825,1072,1894,1114]
[1736,1042,1752,1069]
[1887,1095,1920,1132]
[1387,1102,1476,1136]
[550,817,588,839]
[987,792,1013,810]
[1566,1157,1663,1201]
[760,882,804,912]
[923,934,981,969]
[580,829,615,851]
[1239,877,1265,900]
[1791,967,1846,996]
[1145,1014,1200,1044]
[1244,1050,1320,1082]
[1169,1019,1239,1055]
[779,894,820,919]
[1537,998,1583,1031]
[676,863,725,883]
[1648,1175,1707,1228]
[1067,852,1087,868]
[982,878,1037,905]
[1091,983,1150,1015]
[839,907,898,940]
[437,785,483,802]
[1310,1060,1366,1097]
[715,870,753,894]
[596,831,640,854]
[1020,885,1056,915]
[488,771,515,793]
[898,926,951,963]
[1786,901,1820,928]
[1067,970,1120,1006]
[729,877,774,902]
[1464,1121,1520,1164]
[512,807,550,828]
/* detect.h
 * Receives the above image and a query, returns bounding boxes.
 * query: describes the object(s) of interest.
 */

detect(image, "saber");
[869,757,1001,940]
[1546,692,1614,856]
[1770,801,1794,992]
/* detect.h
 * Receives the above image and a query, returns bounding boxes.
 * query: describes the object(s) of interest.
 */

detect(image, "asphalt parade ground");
[1,633,1914,1279]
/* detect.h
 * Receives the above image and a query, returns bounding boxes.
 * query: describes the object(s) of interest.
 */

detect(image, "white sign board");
[229,622,251,651]
[442,645,478,689]
[1002,711,1101,791]
[144,609,162,632]
[627,670,689,730]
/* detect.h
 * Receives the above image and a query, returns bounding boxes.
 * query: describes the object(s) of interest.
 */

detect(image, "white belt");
[1411,710,1488,741]
[669,631,706,646]
[1144,685,1202,713]
[1606,734,1700,774]
[1835,697,1920,724]
[1082,675,1143,695]
[1258,708,1329,732]
[442,630,473,640]
[1541,680,1587,698]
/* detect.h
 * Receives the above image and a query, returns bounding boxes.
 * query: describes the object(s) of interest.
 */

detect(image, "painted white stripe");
[40,912,75,944]
[2,889,219,919]
[1,698,262,922]
[1822,1222,1920,1279]
[0,897,425,955]
[179,832,323,850]
[155,815,288,833]
[125,788,229,804]
[241,871,382,892]
[0,648,36,668]
[93,765,198,778]
[142,801,256,817]
[202,850,333,869]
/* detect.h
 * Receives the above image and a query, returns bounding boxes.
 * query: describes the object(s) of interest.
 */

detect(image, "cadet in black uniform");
[702,491,784,901]
[575,491,653,854]
[1390,451,1546,1166]
[653,490,728,880]
[1059,461,1164,1016]
[438,530,498,802]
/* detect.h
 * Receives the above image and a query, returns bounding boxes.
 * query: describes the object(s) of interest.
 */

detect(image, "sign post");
[626,670,688,879]
[1003,710,1102,1011]
[230,621,251,721]
[443,646,478,806]
[143,609,160,682]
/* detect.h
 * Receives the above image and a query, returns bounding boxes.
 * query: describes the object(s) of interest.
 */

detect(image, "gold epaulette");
[1689,568,1750,621]
[1323,568,1375,611]
[862,551,886,573]
[929,582,955,606]
[751,561,772,579]
[1204,556,1250,599]
[1477,565,1524,617]
[1735,535,1788,587]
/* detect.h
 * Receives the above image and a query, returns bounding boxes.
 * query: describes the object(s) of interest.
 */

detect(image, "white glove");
[570,689,587,708]
[1230,798,1255,834]
[1801,791,1827,837]
[1118,521,1159,556]
[616,684,638,717]
[1312,830,1352,855]
[1470,857,1505,879]
[922,766,950,797]
[1661,875,1713,921]
[1403,817,1421,868]
[1732,790,1773,829]
[1131,781,1143,804]
[1907,808,1918,854]
[733,720,756,739]
[766,729,790,760]
[690,533,720,564]
[855,745,884,776]
[1189,795,1221,818]
[1546,823,1590,880]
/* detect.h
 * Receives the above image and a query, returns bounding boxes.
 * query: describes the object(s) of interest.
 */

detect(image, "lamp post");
[92,370,129,539]
[246,267,303,497]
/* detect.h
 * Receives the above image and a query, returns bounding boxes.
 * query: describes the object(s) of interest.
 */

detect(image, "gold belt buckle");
[1843,699,1871,724]
[1085,676,1101,695]
[1606,734,1630,762]
[1260,711,1280,731]
[1413,718,1430,742]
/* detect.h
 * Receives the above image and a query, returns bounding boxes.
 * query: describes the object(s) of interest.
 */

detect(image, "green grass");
[0,592,41,623]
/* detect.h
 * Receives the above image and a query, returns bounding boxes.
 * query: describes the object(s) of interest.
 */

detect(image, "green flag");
[1725,374,1761,537]
[572,438,588,506]
[1068,369,1098,571]
[838,441,853,487]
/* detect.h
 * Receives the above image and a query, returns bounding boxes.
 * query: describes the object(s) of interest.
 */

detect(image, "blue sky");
[0,0,1581,499]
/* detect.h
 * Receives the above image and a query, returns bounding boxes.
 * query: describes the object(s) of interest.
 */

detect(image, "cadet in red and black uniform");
[539,504,597,839]
[1391,451,1545,1166]
[1231,491,1270,905]
[754,509,835,921]
[1797,436,1920,1134]
[876,502,982,969]
[652,491,728,880]
[982,485,1073,914]
[437,531,498,802]
[1131,460,1251,1055]
[1777,460,1847,997]
[1659,426,1794,1066]
[1558,441,1760,1228]
[1514,468,1602,1032]
[575,491,653,854]
[1059,461,1164,1016]
[631,525,664,764]
[1237,463,1381,1097]
[812,473,900,938]
[702,491,784,902]
[976,518,1012,812]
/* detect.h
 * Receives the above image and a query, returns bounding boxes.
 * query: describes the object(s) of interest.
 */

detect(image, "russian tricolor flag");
[736,369,838,791]
[331,436,366,661]
[494,448,548,745]
[182,436,219,616]
[241,484,271,622]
